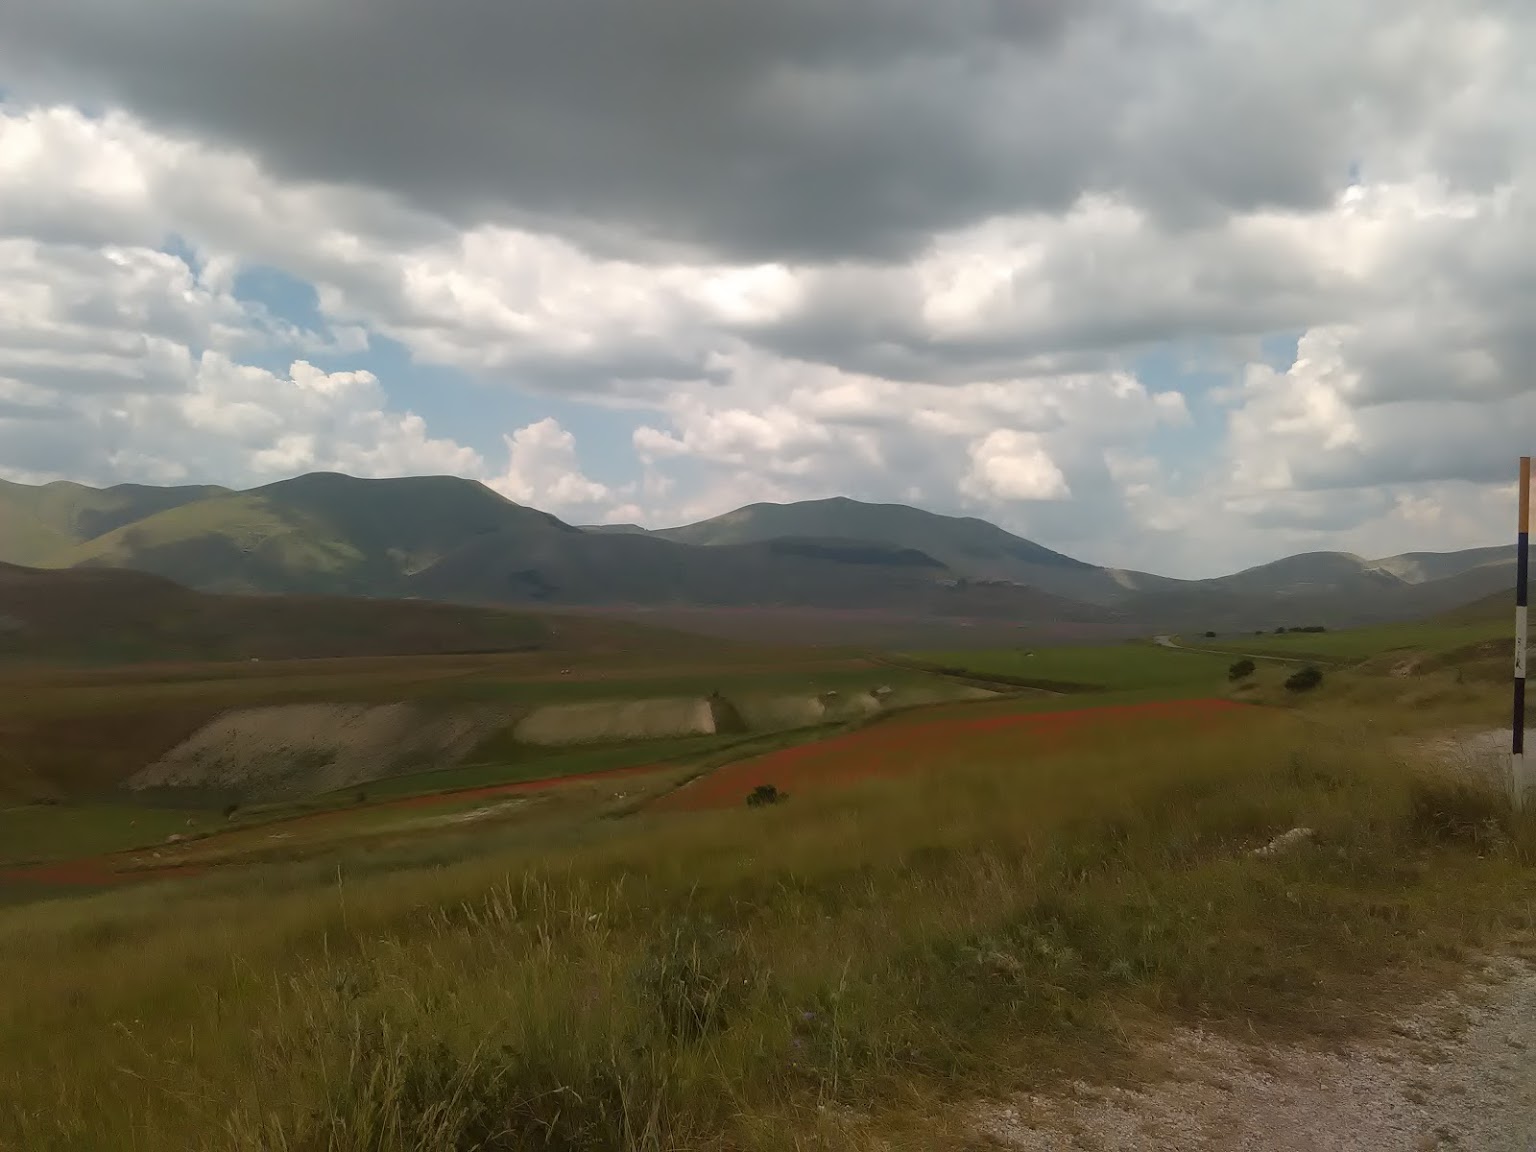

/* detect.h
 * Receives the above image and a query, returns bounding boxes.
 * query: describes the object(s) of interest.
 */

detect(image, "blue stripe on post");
[1518,680,1527,756]
[1518,529,1529,759]
[1518,531,1530,610]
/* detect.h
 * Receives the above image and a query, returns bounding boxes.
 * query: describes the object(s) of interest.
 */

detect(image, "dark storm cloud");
[0,0,1391,262]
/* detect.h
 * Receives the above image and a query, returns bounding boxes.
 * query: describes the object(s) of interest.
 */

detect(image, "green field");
[907,640,1236,694]
[0,804,223,866]
[1189,618,1509,663]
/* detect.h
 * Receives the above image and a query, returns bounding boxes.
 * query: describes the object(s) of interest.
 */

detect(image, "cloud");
[5,0,1528,265]
[0,349,481,489]
[488,418,613,516]
[1224,326,1536,496]
[0,1,1534,578]
[960,430,1071,502]
[0,218,484,489]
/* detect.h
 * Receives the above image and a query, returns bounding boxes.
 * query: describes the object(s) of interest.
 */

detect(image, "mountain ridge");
[0,472,1517,633]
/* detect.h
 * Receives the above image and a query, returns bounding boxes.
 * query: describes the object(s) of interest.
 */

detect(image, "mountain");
[1372,546,1516,585]
[409,528,1108,621]
[60,472,566,595]
[0,473,1517,636]
[1183,548,1517,626]
[620,498,1516,622]
[641,496,1180,605]
[0,478,230,567]
[1209,547,1516,597]
[578,523,651,536]
[8,474,1115,625]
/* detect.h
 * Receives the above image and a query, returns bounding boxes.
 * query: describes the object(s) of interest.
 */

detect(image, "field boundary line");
[872,655,1080,695]
[1155,635,1344,667]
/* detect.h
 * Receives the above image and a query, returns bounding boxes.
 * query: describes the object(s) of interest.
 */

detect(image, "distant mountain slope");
[579,523,650,535]
[1201,551,1405,598]
[2,474,1114,622]
[409,529,1112,621]
[0,478,229,566]
[641,496,1180,605]
[651,496,1090,569]
[1373,545,1516,584]
[60,472,568,595]
[0,561,539,663]
[0,472,1518,633]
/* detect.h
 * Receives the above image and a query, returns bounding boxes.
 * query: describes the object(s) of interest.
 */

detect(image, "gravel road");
[975,959,1536,1150]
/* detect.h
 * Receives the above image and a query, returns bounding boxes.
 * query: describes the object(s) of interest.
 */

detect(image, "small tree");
[1228,658,1256,682]
[1284,666,1323,693]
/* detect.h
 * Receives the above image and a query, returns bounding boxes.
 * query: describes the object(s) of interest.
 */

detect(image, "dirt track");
[976,958,1536,1150]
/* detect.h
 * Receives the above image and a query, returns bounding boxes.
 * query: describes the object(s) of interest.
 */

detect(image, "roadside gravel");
[974,959,1536,1151]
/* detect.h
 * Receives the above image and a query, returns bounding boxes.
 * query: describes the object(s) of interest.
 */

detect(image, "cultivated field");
[904,640,1235,695]
[0,610,1532,1149]
[1187,618,1509,664]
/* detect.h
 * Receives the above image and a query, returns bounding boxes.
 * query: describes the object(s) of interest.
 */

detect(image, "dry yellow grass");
[0,690,1533,1151]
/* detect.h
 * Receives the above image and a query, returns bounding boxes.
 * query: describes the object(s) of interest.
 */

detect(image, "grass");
[906,640,1235,694]
[349,735,737,801]
[0,804,222,866]
[1,693,1533,1150]
[1191,618,1508,664]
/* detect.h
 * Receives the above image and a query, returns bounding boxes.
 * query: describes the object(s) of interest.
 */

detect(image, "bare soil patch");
[127,703,503,800]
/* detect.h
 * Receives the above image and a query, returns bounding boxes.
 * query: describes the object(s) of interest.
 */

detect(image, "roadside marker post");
[1515,456,1530,810]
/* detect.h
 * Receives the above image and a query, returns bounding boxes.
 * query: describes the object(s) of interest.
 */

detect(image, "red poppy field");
[655,697,1253,811]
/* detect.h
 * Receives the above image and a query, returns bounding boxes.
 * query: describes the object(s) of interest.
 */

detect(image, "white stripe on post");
[1518,604,1529,679]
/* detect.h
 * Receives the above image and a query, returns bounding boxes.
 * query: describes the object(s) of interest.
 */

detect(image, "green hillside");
[654,496,1088,568]
[0,478,229,566]
[60,473,566,595]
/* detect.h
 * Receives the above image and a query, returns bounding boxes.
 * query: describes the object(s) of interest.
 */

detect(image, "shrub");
[1227,659,1256,682]
[1284,666,1323,693]
[746,784,785,807]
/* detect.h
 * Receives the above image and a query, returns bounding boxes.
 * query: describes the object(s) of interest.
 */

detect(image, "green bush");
[1284,666,1324,692]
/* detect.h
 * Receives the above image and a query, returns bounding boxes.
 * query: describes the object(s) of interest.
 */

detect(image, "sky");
[0,0,1532,579]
